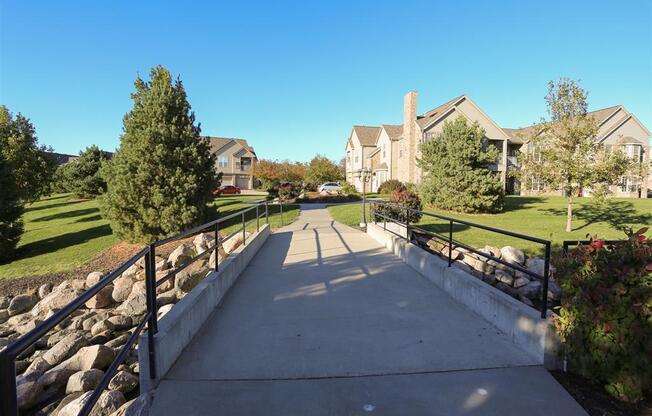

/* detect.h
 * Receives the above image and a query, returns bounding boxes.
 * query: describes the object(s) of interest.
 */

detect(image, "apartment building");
[344,92,651,198]
[207,137,257,189]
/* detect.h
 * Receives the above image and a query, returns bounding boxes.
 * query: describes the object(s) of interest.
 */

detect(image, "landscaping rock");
[108,315,132,330]
[129,281,146,299]
[93,390,126,416]
[66,368,104,393]
[157,304,174,318]
[112,276,135,303]
[518,280,542,300]
[8,294,36,316]
[86,285,115,309]
[500,246,525,265]
[108,370,138,393]
[483,245,502,259]
[105,333,130,349]
[109,396,148,416]
[37,368,75,390]
[86,272,105,289]
[0,296,9,309]
[496,282,518,298]
[58,391,93,416]
[91,319,115,337]
[16,380,43,410]
[16,317,42,335]
[37,283,53,299]
[0,309,9,324]
[193,232,215,254]
[547,280,562,301]
[55,345,115,373]
[495,270,514,286]
[116,293,147,316]
[513,277,530,289]
[175,261,209,293]
[168,243,195,268]
[223,232,249,254]
[34,288,83,315]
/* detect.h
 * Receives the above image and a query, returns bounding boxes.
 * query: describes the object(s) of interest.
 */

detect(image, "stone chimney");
[403,91,418,182]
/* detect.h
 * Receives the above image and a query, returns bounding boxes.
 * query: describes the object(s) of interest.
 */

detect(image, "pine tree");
[417,116,504,213]
[0,152,24,262]
[101,66,218,243]
[66,145,110,198]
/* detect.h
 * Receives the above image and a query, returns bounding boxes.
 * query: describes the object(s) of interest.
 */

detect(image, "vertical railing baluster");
[280,201,284,226]
[265,202,269,224]
[144,246,158,379]
[540,242,551,319]
[242,212,246,245]
[256,204,260,232]
[0,350,17,416]
[214,222,219,272]
[448,220,453,267]
[405,206,409,241]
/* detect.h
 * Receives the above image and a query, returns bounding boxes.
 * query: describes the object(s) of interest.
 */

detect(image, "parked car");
[213,185,241,196]
[318,182,342,193]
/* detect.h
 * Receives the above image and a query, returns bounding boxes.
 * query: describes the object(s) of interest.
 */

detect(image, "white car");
[319,182,342,193]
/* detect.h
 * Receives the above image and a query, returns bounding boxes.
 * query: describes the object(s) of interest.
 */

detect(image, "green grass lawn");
[329,195,652,256]
[0,193,298,279]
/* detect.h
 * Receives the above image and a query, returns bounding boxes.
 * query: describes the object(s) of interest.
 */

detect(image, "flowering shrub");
[372,191,423,224]
[553,228,652,402]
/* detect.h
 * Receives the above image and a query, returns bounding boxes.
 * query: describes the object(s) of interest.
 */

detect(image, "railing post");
[448,220,453,267]
[256,204,260,232]
[0,350,17,416]
[214,222,219,273]
[144,246,158,380]
[265,202,269,224]
[404,206,409,241]
[280,201,284,226]
[540,242,551,319]
[242,212,246,245]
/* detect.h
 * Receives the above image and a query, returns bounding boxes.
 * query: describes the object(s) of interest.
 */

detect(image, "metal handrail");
[562,239,626,253]
[0,200,276,416]
[370,200,551,319]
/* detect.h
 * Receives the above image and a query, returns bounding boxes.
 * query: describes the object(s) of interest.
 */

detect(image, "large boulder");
[0,296,9,309]
[108,370,139,393]
[175,261,209,293]
[91,319,115,337]
[53,345,115,373]
[116,293,147,316]
[34,287,83,316]
[16,380,43,410]
[86,272,105,289]
[193,232,216,254]
[8,294,36,316]
[57,391,93,416]
[168,243,195,268]
[108,315,132,330]
[27,332,87,373]
[66,368,104,393]
[108,396,148,416]
[93,390,126,416]
[518,280,542,299]
[112,276,135,303]
[0,309,8,324]
[38,283,53,299]
[38,368,76,390]
[500,246,525,265]
[495,270,514,286]
[223,232,250,254]
[86,285,115,309]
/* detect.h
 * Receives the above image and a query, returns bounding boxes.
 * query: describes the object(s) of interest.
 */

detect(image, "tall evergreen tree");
[0,152,24,262]
[417,116,504,213]
[0,106,56,202]
[101,66,218,243]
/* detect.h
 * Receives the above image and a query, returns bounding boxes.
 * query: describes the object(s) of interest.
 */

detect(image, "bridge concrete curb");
[366,222,563,369]
[138,224,271,392]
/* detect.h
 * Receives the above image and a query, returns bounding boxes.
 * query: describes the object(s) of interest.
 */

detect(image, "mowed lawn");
[329,195,652,256]
[0,193,298,279]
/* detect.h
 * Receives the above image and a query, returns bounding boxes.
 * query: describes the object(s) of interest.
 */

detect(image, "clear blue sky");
[2,0,651,162]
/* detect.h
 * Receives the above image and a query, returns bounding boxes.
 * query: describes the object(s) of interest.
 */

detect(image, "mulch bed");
[550,371,652,416]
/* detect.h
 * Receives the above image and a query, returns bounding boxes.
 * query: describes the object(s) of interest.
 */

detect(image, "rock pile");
[0,231,248,415]
[422,236,561,311]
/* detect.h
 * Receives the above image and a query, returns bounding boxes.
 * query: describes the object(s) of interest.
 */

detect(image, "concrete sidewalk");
[150,208,586,415]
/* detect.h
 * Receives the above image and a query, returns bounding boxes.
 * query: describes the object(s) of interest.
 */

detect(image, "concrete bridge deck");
[149,207,586,415]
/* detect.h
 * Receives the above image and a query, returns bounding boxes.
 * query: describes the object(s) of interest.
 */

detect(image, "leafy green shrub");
[278,182,300,202]
[372,191,423,224]
[0,153,24,262]
[553,228,652,402]
[339,182,358,195]
[101,66,218,243]
[377,179,405,195]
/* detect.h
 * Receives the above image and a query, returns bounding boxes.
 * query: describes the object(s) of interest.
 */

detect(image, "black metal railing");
[370,201,552,319]
[0,200,278,416]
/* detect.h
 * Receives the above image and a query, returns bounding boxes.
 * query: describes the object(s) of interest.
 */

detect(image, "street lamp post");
[355,167,373,227]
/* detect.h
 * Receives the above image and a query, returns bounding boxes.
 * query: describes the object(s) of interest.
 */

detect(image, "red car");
[213,185,241,197]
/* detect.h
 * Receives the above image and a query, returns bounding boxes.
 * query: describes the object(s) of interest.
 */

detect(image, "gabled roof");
[501,105,649,144]
[416,95,465,129]
[382,124,403,141]
[352,126,382,146]
[206,136,257,158]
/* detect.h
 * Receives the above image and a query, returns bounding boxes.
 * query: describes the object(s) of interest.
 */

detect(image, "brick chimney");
[403,91,418,182]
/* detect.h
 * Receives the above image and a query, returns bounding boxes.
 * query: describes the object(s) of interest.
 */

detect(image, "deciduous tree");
[306,154,343,184]
[101,66,218,243]
[517,78,633,232]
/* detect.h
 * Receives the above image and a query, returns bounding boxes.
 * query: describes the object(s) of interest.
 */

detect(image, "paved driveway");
[150,208,586,415]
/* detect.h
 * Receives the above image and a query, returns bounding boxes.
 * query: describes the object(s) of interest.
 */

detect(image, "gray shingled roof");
[382,124,403,141]
[416,95,465,128]
[353,126,381,146]
[205,136,257,157]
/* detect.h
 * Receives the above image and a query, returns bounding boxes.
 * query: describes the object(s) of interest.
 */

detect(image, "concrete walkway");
[150,208,586,415]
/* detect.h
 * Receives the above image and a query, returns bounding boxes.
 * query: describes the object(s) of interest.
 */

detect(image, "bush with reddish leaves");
[372,191,423,224]
[554,228,652,402]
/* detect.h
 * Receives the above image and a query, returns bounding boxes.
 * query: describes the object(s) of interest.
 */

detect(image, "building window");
[620,176,639,193]
[218,156,229,167]
[529,176,544,191]
[623,144,642,163]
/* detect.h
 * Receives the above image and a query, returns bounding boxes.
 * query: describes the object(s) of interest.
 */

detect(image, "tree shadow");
[416,222,470,235]
[74,214,103,223]
[503,196,547,213]
[544,200,652,232]
[13,224,113,261]
[25,199,85,213]
[32,208,100,222]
